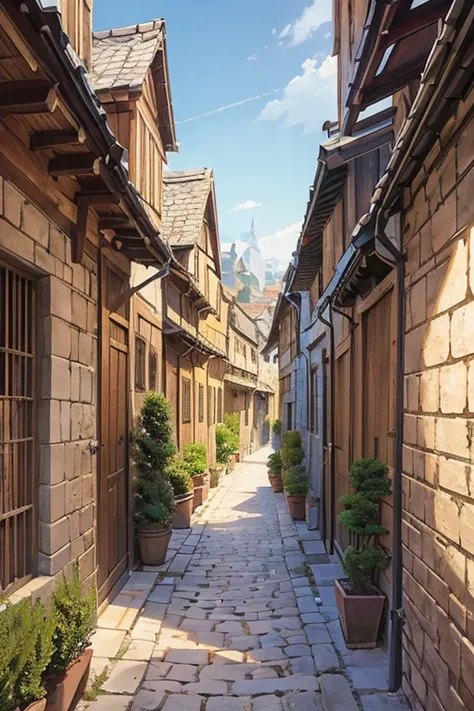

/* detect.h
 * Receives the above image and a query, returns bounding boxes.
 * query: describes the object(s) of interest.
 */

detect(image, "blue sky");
[94,1,336,267]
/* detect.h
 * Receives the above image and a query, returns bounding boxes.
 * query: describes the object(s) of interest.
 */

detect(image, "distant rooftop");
[162,169,214,247]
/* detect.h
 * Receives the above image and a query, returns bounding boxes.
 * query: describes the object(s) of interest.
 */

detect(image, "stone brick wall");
[0,176,98,598]
[401,98,474,710]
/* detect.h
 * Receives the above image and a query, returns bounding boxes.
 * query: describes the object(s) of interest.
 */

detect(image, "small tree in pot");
[267,451,283,493]
[335,457,391,648]
[271,418,281,450]
[132,393,176,564]
[182,443,209,510]
[283,464,309,519]
[167,457,194,529]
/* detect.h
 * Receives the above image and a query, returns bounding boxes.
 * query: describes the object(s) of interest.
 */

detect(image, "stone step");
[319,673,359,711]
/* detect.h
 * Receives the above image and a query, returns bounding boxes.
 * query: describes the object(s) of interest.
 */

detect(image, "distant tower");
[248,218,258,249]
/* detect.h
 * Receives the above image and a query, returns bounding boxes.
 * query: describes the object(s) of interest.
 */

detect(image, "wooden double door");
[98,256,130,603]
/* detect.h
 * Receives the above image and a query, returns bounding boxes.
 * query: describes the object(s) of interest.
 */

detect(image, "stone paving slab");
[82,448,408,711]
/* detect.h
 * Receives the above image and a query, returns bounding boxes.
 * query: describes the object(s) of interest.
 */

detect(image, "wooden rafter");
[30,128,86,152]
[0,79,58,115]
[75,191,120,206]
[48,153,101,177]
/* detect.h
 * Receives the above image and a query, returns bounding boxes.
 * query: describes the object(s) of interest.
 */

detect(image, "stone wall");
[0,176,97,600]
[401,97,474,710]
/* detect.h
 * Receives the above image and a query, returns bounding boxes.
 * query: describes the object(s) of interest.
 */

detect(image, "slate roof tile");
[162,169,214,247]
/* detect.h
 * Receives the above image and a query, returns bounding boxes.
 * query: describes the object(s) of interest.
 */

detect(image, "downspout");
[375,217,406,694]
[317,302,335,555]
[284,294,311,433]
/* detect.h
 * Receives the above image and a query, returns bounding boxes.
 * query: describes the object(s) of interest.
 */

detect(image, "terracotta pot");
[137,525,172,565]
[45,648,92,711]
[286,494,306,520]
[268,473,283,493]
[192,473,206,487]
[209,468,220,488]
[15,699,47,711]
[192,475,210,511]
[172,492,193,529]
[334,578,385,649]
[234,451,241,463]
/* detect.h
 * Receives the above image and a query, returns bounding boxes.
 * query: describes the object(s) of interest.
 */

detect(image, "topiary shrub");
[166,457,193,496]
[272,419,281,435]
[182,442,207,476]
[224,413,240,437]
[282,464,309,496]
[338,458,391,595]
[48,564,96,676]
[267,451,282,476]
[0,598,55,710]
[281,430,305,470]
[131,393,176,475]
[134,475,176,529]
[216,423,239,464]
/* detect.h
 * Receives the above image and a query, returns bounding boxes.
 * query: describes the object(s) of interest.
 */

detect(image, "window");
[286,402,293,431]
[198,384,204,423]
[135,336,146,391]
[212,387,216,425]
[217,387,223,423]
[264,354,270,363]
[244,392,250,426]
[0,264,35,593]
[243,344,247,360]
[251,348,257,363]
[273,353,278,364]
[207,385,212,426]
[310,367,319,435]
[149,347,157,391]
[182,377,191,424]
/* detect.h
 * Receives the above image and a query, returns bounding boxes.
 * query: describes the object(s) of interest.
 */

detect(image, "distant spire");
[248,218,258,249]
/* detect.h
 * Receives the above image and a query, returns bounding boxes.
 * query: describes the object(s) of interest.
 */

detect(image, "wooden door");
[98,257,129,603]
[334,347,351,554]
[165,347,179,445]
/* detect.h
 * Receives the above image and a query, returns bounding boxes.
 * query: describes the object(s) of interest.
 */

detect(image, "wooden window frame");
[0,260,37,594]
[182,376,191,424]
[310,366,319,435]
[217,387,223,423]
[198,383,204,423]
[244,392,250,427]
[135,335,147,392]
[148,346,157,392]
[286,402,293,431]
[207,385,212,426]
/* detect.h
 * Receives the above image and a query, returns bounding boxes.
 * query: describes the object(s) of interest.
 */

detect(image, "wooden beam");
[98,217,134,231]
[385,1,450,46]
[75,191,120,206]
[73,205,89,263]
[0,79,58,115]
[0,9,38,72]
[48,153,101,177]
[30,128,86,152]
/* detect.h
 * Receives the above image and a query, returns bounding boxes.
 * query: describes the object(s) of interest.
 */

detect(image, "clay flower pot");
[137,525,172,565]
[286,494,306,520]
[268,473,283,493]
[192,473,210,511]
[16,700,47,711]
[334,578,385,649]
[172,492,194,529]
[45,648,92,711]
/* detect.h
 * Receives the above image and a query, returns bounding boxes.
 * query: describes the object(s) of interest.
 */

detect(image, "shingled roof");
[162,169,214,247]
[91,21,177,152]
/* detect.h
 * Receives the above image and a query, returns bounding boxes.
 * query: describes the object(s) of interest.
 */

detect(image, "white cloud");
[258,54,337,134]
[247,53,257,61]
[324,31,332,38]
[271,28,277,36]
[233,200,262,212]
[259,221,303,263]
[280,0,332,47]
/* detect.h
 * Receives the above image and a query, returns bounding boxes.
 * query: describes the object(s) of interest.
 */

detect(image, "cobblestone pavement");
[83,447,410,711]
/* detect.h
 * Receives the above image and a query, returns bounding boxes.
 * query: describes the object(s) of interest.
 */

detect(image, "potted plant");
[131,393,177,564]
[281,430,305,469]
[182,443,209,510]
[216,422,239,470]
[45,565,95,711]
[223,414,240,466]
[167,457,194,529]
[283,465,309,519]
[209,464,224,488]
[271,418,281,450]
[334,458,391,649]
[1,598,55,711]
[267,451,283,493]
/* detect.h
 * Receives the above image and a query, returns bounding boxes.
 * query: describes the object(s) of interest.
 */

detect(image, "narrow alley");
[84,450,409,711]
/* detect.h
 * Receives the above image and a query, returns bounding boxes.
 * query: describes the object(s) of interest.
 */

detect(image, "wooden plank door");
[334,347,351,554]
[98,257,129,603]
[165,347,179,445]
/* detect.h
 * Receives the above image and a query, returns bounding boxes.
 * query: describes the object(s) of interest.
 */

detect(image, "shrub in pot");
[281,430,305,469]
[271,418,281,450]
[132,393,176,563]
[167,457,194,529]
[0,598,55,711]
[267,450,283,493]
[45,565,96,711]
[283,464,309,520]
[182,443,209,509]
[216,423,239,466]
[335,457,391,649]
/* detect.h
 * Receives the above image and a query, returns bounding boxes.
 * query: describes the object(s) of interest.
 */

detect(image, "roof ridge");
[93,19,164,41]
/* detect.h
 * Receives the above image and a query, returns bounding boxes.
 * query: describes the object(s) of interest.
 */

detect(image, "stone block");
[420,369,439,413]
[72,291,87,330]
[40,443,65,485]
[78,331,93,366]
[65,477,81,514]
[102,660,147,694]
[440,361,467,414]
[39,517,70,555]
[438,456,470,497]
[451,301,474,358]
[68,510,80,541]
[409,278,427,327]
[39,481,66,523]
[70,362,81,403]
[23,200,49,247]
[431,191,456,254]
[457,165,474,230]
[48,276,72,322]
[460,502,474,554]
[42,315,71,359]
[34,245,55,274]
[428,490,460,544]
[0,218,34,263]
[436,417,470,459]
[80,504,93,534]
[82,474,94,507]
[423,314,450,367]
[38,542,71,576]
[319,673,359,710]
[78,545,94,580]
[42,355,70,401]
[80,366,93,403]
[60,401,71,442]
[49,226,66,261]
[3,181,23,227]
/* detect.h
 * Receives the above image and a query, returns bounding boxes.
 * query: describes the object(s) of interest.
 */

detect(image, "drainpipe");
[375,218,406,694]
[284,294,311,433]
[317,302,335,555]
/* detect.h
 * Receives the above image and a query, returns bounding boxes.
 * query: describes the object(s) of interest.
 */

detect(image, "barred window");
[182,377,191,424]
[198,384,204,423]
[149,347,157,391]
[244,392,249,426]
[135,336,146,391]
[0,263,35,593]
[207,385,212,426]
[212,387,216,425]
[251,348,257,363]
[217,387,223,423]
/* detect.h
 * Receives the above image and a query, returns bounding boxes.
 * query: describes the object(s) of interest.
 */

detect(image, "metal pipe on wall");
[317,302,335,555]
